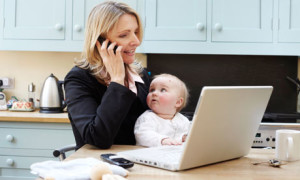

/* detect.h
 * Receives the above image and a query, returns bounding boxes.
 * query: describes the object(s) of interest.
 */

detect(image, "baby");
[134,73,190,147]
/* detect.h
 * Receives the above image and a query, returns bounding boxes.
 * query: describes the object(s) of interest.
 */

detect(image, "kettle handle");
[58,81,67,110]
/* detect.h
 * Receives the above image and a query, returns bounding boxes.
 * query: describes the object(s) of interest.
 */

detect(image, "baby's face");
[147,77,182,117]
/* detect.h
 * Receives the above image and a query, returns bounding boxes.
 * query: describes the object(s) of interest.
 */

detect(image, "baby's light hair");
[153,73,189,112]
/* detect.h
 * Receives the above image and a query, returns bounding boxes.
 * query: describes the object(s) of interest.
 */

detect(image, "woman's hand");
[96,39,125,85]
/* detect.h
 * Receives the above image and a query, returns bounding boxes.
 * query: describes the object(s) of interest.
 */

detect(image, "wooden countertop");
[0,109,69,123]
[66,144,300,180]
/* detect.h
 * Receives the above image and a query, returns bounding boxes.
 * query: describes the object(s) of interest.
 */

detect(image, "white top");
[134,110,191,147]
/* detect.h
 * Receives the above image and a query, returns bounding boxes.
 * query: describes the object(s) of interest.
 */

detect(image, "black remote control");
[100,153,134,169]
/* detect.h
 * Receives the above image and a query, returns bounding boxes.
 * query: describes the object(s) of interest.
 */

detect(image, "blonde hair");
[153,74,189,112]
[75,1,144,84]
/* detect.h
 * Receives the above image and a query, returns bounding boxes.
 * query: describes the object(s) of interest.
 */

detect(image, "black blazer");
[64,66,150,150]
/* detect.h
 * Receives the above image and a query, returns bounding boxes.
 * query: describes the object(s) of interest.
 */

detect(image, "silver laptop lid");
[179,86,273,170]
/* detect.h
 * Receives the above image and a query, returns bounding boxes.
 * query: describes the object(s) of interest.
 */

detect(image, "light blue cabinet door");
[72,0,101,41]
[278,0,300,42]
[212,0,273,42]
[0,0,3,37]
[3,0,66,40]
[145,0,206,41]
[72,0,140,41]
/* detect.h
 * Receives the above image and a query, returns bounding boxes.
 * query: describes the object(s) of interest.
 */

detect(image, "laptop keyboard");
[118,145,185,170]
[135,145,183,162]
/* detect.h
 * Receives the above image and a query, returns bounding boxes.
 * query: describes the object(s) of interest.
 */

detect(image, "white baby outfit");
[134,110,191,147]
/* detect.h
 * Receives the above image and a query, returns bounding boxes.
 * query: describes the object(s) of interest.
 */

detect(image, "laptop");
[118,86,273,171]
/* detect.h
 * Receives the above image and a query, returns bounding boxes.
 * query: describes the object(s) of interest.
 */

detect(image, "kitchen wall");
[148,54,299,115]
[0,51,147,105]
[299,57,300,77]
[297,57,300,112]
[0,51,299,109]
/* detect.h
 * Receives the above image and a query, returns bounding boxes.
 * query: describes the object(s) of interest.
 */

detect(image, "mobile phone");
[100,153,134,169]
[97,36,118,53]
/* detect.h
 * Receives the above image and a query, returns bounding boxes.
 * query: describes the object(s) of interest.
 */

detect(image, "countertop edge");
[0,110,69,123]
[0,117,70,123]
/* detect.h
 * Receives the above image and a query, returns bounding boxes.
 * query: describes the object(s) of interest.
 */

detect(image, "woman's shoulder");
[64,66,101,89]
[66,66,89,78]
[65,66,94,82]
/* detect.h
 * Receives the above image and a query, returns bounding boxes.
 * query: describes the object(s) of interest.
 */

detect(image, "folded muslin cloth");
[30,157,128,180]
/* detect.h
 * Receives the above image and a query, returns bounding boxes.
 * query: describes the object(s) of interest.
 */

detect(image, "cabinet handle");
[214,23,223,31]
[74,24,82,32]
[54,24,63,31]
[6,159,14,166]
[6,134,14,142]
[196,23,205,31]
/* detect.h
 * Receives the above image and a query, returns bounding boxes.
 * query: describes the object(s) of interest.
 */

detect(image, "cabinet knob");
[74,24,82,32]
[6,135,14,142]
[54,24,63,31]
[214,23,223,31]
[196,23,205,31]
[6,159,14,166]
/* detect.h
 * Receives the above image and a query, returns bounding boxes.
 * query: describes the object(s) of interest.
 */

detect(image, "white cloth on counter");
[30,157,128,180]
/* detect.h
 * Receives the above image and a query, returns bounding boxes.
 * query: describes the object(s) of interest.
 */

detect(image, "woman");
[64,1,150,150]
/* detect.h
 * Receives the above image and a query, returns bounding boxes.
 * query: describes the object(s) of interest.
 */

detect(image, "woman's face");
[107,13,140,64]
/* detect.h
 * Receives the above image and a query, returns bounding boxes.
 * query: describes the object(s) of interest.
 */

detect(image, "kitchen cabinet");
[0,0,77,51]
[3,0,66,40]
[211,0,273,42]
[0,122,74,179]
[1,0,300,55]
[145,0,272,43]
[278,0,300,42]
[0,0,142,51]
[0,110,75,180]
[72,0,141,41]
[145,0,207,41]
[0,0,4,39]
[141,0,300,55]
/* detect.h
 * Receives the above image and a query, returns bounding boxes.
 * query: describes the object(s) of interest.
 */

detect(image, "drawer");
[0,128,74,149]
[0,156,54,179]
[0,155,55,169]
[0,122,72,129]
[0,169,36,180]
[0,148,53,157]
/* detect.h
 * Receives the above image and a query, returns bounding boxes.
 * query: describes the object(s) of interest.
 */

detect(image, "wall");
[299,58,300,78]
[0,51,147,106]
[148,54,300,119]
[0,50,299,109]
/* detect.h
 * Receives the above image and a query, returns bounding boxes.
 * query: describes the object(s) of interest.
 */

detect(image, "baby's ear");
[175,97,183,108]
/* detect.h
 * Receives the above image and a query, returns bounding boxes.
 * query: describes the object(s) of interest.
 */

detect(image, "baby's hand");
[161,138,182,145]
[182,134,187,142]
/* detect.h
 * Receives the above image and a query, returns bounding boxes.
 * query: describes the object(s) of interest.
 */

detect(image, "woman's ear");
[175,97,183,108]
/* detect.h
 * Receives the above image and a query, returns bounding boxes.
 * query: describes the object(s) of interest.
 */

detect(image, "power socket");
[0,77,14,89]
